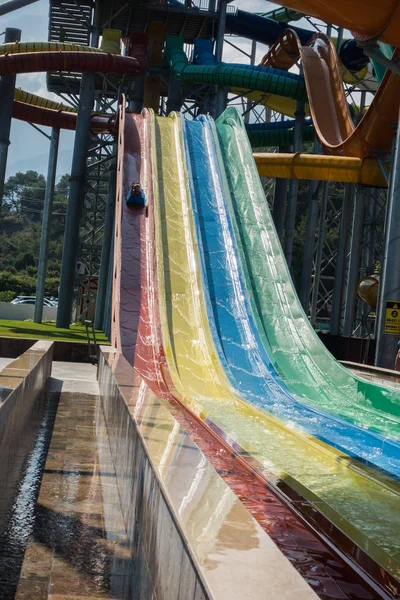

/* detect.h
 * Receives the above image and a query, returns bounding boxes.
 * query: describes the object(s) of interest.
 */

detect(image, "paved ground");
[13,362,133,599]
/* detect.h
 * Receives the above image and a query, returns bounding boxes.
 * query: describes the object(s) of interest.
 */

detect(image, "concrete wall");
[98,349,209,600]
[0,341,53,512]
[0,301,57,321]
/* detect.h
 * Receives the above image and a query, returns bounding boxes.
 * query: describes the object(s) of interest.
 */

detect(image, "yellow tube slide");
[254,152,388,186]
[14,88,76,112]
[232,88,311,118]
[0,41,101,55]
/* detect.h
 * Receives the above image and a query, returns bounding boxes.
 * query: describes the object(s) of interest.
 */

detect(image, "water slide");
[0,38,148,132]
[113,105,400,590]
[168,32,400,158]
[266,0,400,47]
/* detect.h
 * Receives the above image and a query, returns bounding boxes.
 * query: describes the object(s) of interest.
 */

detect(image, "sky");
[1,0,276,180]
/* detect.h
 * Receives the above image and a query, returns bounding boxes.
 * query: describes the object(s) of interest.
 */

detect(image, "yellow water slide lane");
[149,112,400,578]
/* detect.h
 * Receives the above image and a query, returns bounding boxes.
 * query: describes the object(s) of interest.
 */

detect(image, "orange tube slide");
[261,30,400,158]
[268,0,400,46]
[253,152,388,187]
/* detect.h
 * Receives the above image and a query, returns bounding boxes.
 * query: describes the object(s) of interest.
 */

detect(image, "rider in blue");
[126,182,146,207]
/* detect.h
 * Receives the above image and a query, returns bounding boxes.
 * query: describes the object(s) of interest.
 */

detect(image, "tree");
[0,170,70,297]
[3,170,46,221]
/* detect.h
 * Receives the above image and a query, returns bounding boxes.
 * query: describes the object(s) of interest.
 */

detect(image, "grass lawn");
[0,320,110,344]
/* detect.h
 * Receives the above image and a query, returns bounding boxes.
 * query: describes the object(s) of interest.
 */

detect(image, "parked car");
[11,296,56,307]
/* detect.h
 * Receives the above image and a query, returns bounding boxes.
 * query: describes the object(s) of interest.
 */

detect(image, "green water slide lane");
[216,107,400,442]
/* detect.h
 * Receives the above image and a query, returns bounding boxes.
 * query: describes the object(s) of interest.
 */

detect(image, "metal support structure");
[166,75,183,113]
[103,233,114,339]
[94,161,116,330]
[330,183,355,335]
[310,181,328,327]
[130,76,145,114]
[244,40,257,125]
[375,117,400,368]
[56,71,96,327]
[0,27,21,213]
[34,127,60,323]
[283,100,305,268]
[214,0,228,117]
[272,178,288,244]
[362,46,400,78]
[342,188,365,336]
[300,179,320,309]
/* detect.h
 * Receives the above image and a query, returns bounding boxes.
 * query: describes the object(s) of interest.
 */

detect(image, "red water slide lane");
[262,30,400,157]
[111,103,397,599]
[12,101,115,133]
[5,41,148,131]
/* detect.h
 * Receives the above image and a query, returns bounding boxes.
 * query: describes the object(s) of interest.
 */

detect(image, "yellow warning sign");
[384,300,400,334]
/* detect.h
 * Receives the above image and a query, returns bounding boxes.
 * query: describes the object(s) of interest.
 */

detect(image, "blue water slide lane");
[182,116,400,479]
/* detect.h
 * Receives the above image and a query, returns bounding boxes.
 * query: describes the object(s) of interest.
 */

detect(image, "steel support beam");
[375,117,400,368]
[300,179,320,310]
[166,75,183,113]
[283,100,305,268]
[103,233,114,339]
[56,72,96,328]
[310,181,328,327]
[129,76,145,114]
[330,183,355,335]
[342,188,365,336]
[34,127,60,323]
[272,144,289,243]
[94,161,116,331]
[0,27,21,213]
[214,0,228,117]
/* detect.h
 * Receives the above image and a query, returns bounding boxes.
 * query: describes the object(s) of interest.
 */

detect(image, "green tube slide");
[216,107,400,441]
[247,124,315,147]
[165,36,307,102]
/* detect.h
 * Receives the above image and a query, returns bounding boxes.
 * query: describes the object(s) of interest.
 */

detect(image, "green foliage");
[0,290,15,302]
[0,170,69,296]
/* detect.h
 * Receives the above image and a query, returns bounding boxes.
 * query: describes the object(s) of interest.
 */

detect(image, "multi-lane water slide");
[113,103,400,596]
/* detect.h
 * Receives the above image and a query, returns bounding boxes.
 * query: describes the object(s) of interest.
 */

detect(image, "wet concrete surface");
[0,358,13,371]
[0,390,59,599]
[0,362,133,599]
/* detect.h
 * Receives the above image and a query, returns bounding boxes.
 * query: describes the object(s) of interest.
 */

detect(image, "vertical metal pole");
[300,179,320,310]
[300,137,323,309]
[57,21,99,328]
[310,181,328,327]
[244,40,257,125]
[342,188,365,336]
[130,76,145,113]
[166,75,183,113]
[330,183,354,335]
[272,141,290,243]
[272,178,288,243]
[214,0,228,117]
[0,27,21,213]
[34,127,60,323]
[283,98,305,267]
[103,233,114,339]
[375,117,400,368]
[94,161,116,330]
